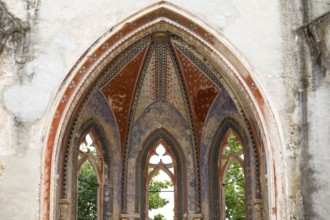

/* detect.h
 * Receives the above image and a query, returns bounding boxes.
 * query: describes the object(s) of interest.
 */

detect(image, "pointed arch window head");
[146,142,176,219]
[223,133,243,156]
[79,133,98,156]
[149,143,174,166]
[219,130,246,220]
[78,131,103,175]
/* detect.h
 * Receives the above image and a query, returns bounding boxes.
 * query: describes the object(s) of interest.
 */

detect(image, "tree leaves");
[78,161,98,220]
[148,173,173,211]
[148,171,174,219]
[153,213,167,220]
[223,134,245,220]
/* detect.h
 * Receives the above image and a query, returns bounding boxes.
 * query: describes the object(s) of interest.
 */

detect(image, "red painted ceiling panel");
[101,47,148,147]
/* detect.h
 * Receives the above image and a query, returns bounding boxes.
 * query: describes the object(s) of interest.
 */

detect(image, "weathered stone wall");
[280,0,330,219]
[0,0,329,219]
[200,90,243,219]
[128,101,195,217]
[295,1,330,219]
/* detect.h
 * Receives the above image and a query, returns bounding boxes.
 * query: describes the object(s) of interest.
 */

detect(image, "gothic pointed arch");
[58,119,114,219]
[42,2,285,220]
[136,128,187,219]
[208,118,258,220]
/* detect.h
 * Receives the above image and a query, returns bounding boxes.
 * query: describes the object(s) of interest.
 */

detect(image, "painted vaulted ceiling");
[99,31,222,151]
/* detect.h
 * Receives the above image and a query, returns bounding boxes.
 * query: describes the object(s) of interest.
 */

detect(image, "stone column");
[59,199,71,220]
[253,199,263,220]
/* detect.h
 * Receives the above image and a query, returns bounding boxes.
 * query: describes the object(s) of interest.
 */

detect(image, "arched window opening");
[219,131,245,220]
[77,131,104,220]
[146,143,175,220]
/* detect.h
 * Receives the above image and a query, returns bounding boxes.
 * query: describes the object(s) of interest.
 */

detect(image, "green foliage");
[224,134,245,220]
[148,172,173,211]
[78,161,98,220]
[153,213,166,220]
[224,134,242,155]
[224,161,245,220]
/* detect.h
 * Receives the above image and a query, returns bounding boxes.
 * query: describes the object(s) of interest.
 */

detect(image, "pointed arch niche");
[42,2,286,220]
[208,118,256,220]
[136,129,187,220]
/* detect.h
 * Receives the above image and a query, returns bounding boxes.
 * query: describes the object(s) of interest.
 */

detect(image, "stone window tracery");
[219,130,245,220]
[137,131,187,220]
[209,120,258,220]
[58,122,112,220]
[77,130,104,220]
[146,142,176,219]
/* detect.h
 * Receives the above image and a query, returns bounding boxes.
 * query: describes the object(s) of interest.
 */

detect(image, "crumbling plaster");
[2,0,327,219]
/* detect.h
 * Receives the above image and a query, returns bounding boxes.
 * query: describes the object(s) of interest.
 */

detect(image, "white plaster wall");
[308,84,330,217]
[222,0,285,111]
[310,1,330,20]
[2,0,285,122]
[0,0,287,219]
[308,1,330,215]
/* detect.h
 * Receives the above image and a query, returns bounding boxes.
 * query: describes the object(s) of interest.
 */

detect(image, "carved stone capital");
[192,213,203,220]
[253,199,263,220]
[59,199,71,220]
[120,213,132,220]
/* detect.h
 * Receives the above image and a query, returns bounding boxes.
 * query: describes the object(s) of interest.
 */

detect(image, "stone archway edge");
[42,2,285,219]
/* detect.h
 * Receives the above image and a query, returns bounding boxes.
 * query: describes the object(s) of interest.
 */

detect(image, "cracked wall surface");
[0,0,329,219]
